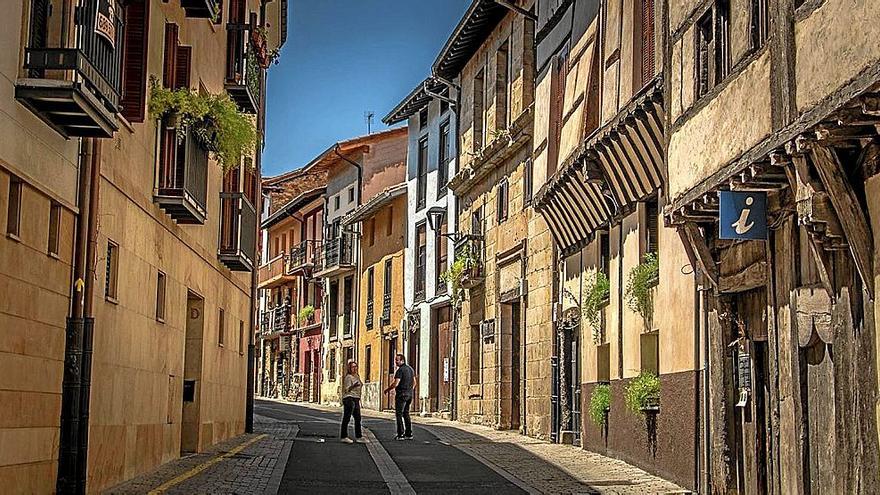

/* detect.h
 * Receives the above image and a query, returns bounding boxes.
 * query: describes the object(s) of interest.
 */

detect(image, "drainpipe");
[334,145,362,363]
[58,137,101,494]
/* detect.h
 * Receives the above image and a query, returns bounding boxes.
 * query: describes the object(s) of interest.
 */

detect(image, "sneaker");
[394,435,406,441]
[341,437,354,444]
[403,435,414,440]
[355,437,369,444]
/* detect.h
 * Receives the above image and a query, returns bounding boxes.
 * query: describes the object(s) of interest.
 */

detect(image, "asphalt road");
[255,400,526,495]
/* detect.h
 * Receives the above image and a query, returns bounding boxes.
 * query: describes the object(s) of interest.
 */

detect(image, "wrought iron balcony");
[270,303,290,334]
[15,1,123,138]
[225,22,261,114]
[181,0,221,19]
[381,293,391,325]
[218,192,256,271]
[454,234,485,289]
[260,310,270,335]
[317,233,355,276]
[287,240,322,275]
[154,124,209,224]
[365,300,374,328]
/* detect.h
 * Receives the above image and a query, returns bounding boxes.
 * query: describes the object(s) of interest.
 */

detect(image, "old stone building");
[344,183,408,411]
[316,128,407,406]
[383,78,458,416]
[532,0,699,488]
[438,0,554,440]
[665,0,880,493]
[1,0,285,492]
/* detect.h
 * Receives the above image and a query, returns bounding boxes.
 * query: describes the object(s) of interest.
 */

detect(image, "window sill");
[6,232,21,243]
[156,316,166,324]
[47,251,60,260]
[105,295,119,305]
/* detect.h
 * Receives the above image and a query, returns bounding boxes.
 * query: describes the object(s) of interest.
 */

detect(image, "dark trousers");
[341,397,362,439]
[394,395,412,437]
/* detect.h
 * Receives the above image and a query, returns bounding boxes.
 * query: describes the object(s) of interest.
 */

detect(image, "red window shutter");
[163,23,179,88]
[175,46,192,90]
[642,0,656,83]
[120,0,150,122]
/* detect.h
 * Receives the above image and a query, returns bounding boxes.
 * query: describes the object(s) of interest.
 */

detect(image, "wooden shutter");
[163,23,179,88]
[641,0,656,83]
[646,198,659,254]
[175,45,192,90]
[121,0,150,122]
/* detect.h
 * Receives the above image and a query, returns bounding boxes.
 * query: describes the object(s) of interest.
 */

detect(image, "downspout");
[334,145,362,363]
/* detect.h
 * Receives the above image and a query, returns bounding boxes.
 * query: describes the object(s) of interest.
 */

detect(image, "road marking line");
[362,428,416,495]
[147,434,267,495]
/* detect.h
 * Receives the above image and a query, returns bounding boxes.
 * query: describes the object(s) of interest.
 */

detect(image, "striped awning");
[535,78,665,253]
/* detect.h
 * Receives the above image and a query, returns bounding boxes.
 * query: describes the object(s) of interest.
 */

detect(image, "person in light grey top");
[340,361,365,443]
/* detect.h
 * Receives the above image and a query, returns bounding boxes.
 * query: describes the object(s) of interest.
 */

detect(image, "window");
[419,107,428,130]
[47,203,61,256]
[387,338,397,375]
[640,0,656,86]
[470,325,481,384]
[382,259,392,324]
[415,222,427,300]
[716,1,731,82]
[386,206,393,236]
[105,240,119,301]
[471,206,483,236]
[523,158,533,206]
[366,266,375,328]
[695,3,729,99]
[344,346,354,368]
[218,308,225,346]
[417,136,428,210]
[495,40,510,128]
[239,321,245,355]
[329,280,339,339]
[599,231,611,280]
[156,271,167,322]
[548,49,568,175]
[6,177,22,238]
[364,345,372,382]
[120,0,150,122]
[473,68,485,152]
[645,197,660,255]
[438,120,451,197]
[497,178,509,223]
[751,0,770,50]
[334,195,340,211]
[343,276,354,336]
[695,11,714,99]
[348,186,355,203]
[436,217,448,294]
[329,349,337,381]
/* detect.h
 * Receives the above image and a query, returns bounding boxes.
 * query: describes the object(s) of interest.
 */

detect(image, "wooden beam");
[810,145,875,299]
[719,261,767,293]
[680,222,719,288]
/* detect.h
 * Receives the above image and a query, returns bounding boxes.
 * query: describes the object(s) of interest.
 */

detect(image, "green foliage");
[588,384,611,427]
[441,250,478,308]
[624,252,659,330]
[582,271,610,344]
[298,305,315,324]
[147,78,256,171]
[624,371,661,415]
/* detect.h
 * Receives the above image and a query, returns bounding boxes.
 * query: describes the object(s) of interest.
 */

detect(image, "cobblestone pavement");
[289,400,688,495]
[103,415,297,495]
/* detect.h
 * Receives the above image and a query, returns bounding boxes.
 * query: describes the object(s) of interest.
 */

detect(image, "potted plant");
[624,371,661,415]
[624,252,659,331]
[582,271,610,344]
[298,305,315,325]
[148,77,257,171]
[588,383,611,427]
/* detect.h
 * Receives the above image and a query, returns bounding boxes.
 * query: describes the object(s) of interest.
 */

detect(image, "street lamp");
[426,206,446,233]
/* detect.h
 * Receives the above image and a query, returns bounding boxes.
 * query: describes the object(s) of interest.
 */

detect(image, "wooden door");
[435,306,452,412]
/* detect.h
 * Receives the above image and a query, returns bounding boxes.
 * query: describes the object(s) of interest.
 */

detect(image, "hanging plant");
[298,305,315,324]
[624,371,661,415]
[582,271,610,344]
[147,77,257,171]
[588,384,611,427]
[624,252,659,331]
[441,250,478,309]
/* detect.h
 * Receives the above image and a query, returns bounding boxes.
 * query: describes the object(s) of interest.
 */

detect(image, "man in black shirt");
[384,353,416,440]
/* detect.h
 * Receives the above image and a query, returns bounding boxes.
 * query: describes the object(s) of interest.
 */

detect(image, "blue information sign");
[719,190,768,240]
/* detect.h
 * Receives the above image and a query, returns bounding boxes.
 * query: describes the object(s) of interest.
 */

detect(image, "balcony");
[225,22,261,114]
[15,1,123,138]
[154,125,209,224]
[268,304,291,334]
[315,233,355,277]
[218,192,256,271]
[294,306,322,331]
[287,240,322,276]
[454,234,485,289]
[181,0,221,19]
[258,254,293,289]
[365,300,374,328]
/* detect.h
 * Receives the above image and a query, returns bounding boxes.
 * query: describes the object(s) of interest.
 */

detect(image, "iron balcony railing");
[322,233,354,271]
[270,303,290,334]
[219,192,257,271]
[287,240,322,274]
[181,0,221,19]
[155,125,209,224]
[365,299,374,328]
[225,20,261,114]
[260,310,270,334]
[381,293,392,324]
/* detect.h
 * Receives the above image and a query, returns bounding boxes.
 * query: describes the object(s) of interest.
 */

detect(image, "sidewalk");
[286,400,689,495]
[103,416,297,495]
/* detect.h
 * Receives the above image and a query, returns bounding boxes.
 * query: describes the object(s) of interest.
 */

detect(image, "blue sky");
[262,0,471,176]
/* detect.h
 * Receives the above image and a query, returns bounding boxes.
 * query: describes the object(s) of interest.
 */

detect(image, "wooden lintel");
[681,222,719,288]
[719,261,767,293]
[810,145,875,299]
